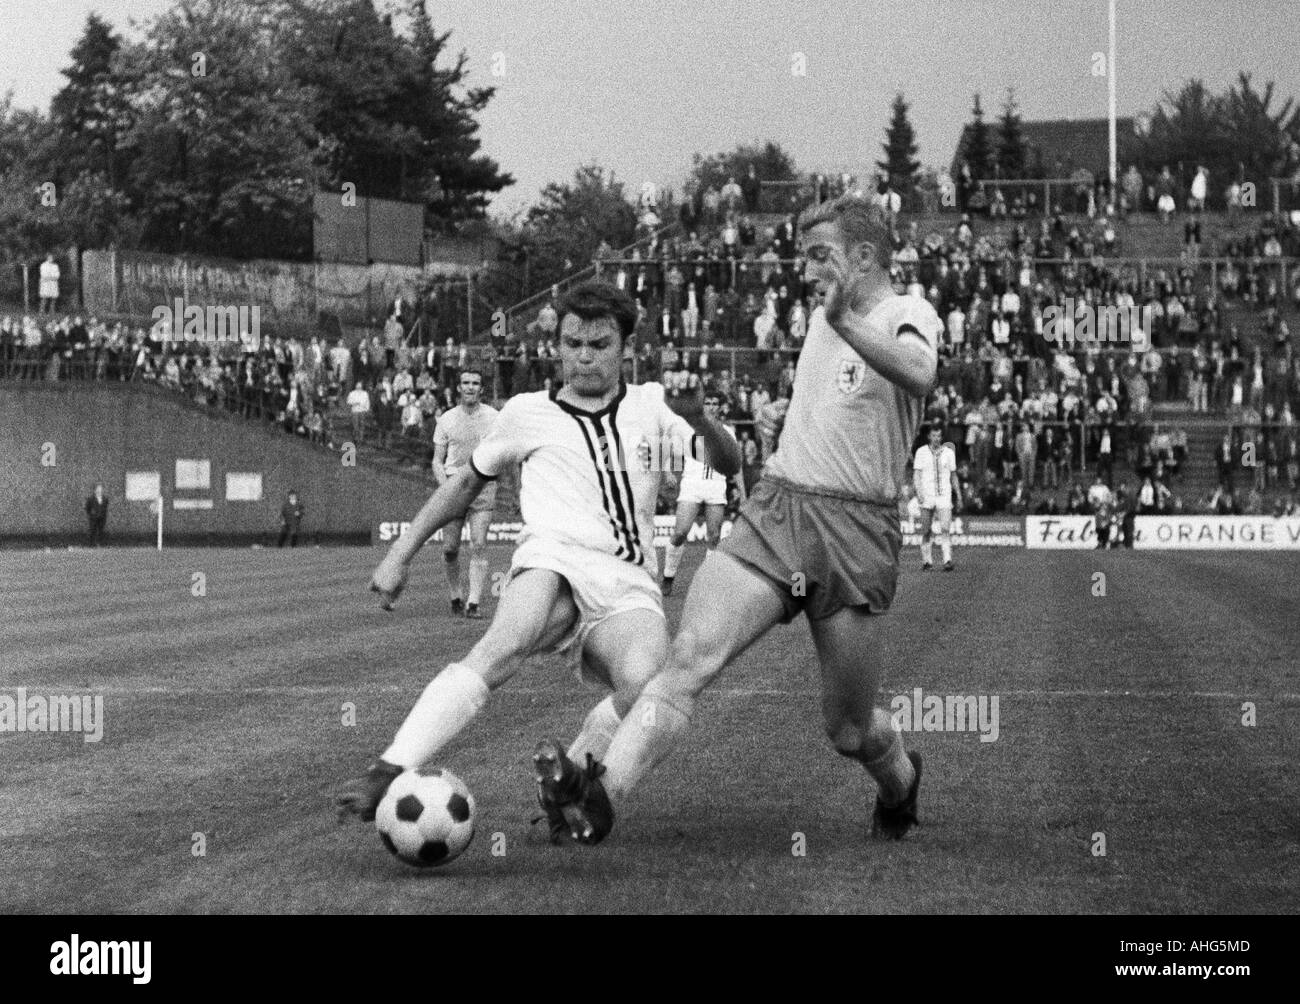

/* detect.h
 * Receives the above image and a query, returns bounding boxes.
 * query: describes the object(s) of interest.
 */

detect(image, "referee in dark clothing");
[85,483,109,546]
[278,490,304,548]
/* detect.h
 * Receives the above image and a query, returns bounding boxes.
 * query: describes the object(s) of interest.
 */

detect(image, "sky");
[2,0,1298,215]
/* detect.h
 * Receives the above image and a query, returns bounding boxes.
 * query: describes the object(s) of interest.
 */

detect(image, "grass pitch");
[1,544,1295,914]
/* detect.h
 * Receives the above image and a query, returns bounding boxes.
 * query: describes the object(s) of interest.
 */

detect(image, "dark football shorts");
[720,475,902,623]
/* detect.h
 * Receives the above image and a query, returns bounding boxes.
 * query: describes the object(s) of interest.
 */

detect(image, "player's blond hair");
[798,194,892,270]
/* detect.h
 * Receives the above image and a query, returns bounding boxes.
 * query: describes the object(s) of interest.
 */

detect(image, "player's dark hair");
[458,368,483,383]
[555,281,637,342]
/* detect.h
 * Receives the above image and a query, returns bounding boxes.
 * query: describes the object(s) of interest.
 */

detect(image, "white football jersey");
[471,383,697,571]
[913,443,957,508]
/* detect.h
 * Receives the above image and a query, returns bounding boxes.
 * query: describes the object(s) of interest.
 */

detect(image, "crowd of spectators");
[7,183,1300,517]
[0,311,506,457]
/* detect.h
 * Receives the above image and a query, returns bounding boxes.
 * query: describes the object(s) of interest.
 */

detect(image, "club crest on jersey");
[837,358,866,394]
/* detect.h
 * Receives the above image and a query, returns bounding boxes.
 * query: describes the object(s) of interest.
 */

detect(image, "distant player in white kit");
[913,425,962,571]
[536,194,942,844]
[660,391,746,595]
[333,282,740,839]
[432,369,498,619]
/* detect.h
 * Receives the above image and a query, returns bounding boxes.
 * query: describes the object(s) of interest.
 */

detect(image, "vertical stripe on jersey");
[602,414,644,565]
[568,414,634,562]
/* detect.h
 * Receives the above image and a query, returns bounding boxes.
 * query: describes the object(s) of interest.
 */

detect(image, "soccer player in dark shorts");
[535,194,944,843]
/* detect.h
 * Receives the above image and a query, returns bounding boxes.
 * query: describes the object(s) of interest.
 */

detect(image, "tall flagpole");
[1108,0,1117,209]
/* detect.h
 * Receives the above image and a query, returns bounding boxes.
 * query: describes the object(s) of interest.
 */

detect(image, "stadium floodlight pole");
[1108,0,1117,207]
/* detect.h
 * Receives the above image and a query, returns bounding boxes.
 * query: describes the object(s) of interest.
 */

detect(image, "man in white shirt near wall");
[912,424,962,570]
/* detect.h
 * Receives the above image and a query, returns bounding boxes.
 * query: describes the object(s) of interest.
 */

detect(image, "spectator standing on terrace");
[1097,426,1114,486]
[789,298,807,346]
[1155,167,1176,220]
[753,298,776,353]
[329,338,352,388]
[39,255,60,314]
[346,381,371,442]
[741,165,762,212]
[1217,434,1236,490]
[1189,166,1208,212]
[681,282,700,341]
[1121,165,1143,215]
[1226,180,1243,223]
[774,215,797,260]
[721,176,743,213]
[400,390,424,438]
[702,184,722,226]
[1015,423,1037,488]
[383,314,404,370]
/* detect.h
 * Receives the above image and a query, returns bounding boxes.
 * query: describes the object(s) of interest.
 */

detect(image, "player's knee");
[465,629,527,682]
[640,670,699,717]
[826,705,894,758]
[665,628,722,696]
[826,717,865,757]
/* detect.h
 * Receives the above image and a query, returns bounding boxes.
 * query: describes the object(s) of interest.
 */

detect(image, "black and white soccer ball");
[375,767,475,867]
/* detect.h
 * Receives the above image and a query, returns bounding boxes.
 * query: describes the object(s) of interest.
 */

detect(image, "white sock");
[382,663,489,768]
[467,555,489,605]
[921,541,933,565]
[601,681,696,802]
[567,695,621,764]
[663,542,685,578]
[861,710,915,806]
[939,535,952,563]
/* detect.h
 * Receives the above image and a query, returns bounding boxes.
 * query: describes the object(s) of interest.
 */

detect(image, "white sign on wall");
[175,459,211,490]
[124,471,161,501]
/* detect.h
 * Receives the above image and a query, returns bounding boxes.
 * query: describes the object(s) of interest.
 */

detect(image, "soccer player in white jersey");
[660,391,746,595]
[333,282,740,839]
[432,369,498,618]
[539,195,941,843]
[913,425,963,571]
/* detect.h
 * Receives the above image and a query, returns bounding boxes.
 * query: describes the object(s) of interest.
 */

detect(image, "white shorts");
[507,533,664,685]
[677,475,727,507]
[919,505,953,532]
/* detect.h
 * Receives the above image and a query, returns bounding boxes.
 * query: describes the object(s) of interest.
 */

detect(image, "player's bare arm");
[819,251,936,397]
[804,220,936,399]
[431,438,449,487]
[370,467,486,609]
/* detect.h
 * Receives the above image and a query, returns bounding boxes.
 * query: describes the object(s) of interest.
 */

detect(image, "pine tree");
[876,93,921,194]
[963,93,994,182]
[997,88,1027,179]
